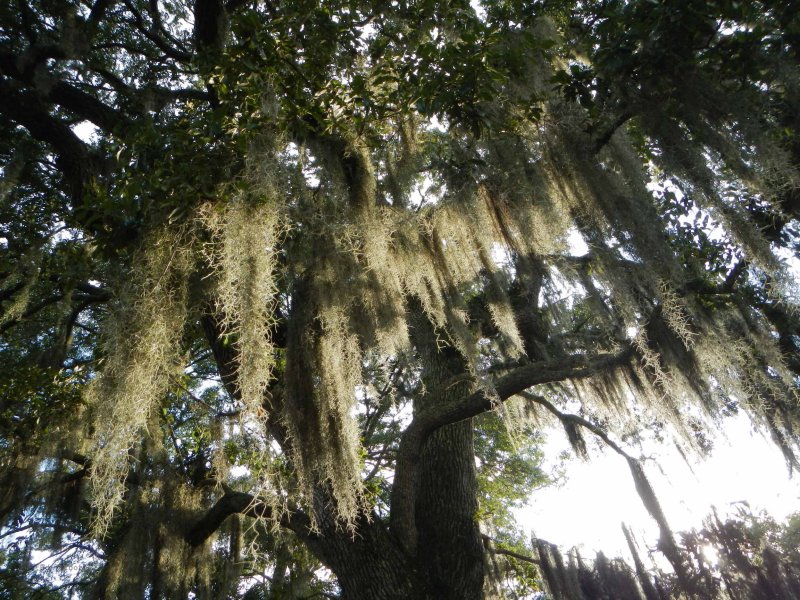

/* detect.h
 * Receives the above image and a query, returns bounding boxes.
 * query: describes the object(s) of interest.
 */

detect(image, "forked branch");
[389,347,633,554]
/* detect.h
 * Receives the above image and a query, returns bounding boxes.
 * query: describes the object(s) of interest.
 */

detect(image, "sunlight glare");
[701,543,720,567]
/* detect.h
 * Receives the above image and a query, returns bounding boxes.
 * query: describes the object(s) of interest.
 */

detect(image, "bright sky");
[517,411,800,560]
[522,210,800,564]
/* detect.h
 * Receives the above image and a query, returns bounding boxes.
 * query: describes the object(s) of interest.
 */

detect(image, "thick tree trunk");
[410,310,485,599]
[307,315,485,599]
[305,519,419,600]
[415,420,485,600]
[307,429,485,600]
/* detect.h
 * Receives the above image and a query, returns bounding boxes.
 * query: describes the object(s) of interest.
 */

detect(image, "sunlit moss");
[87,224,194,537]
[201,188,283,420]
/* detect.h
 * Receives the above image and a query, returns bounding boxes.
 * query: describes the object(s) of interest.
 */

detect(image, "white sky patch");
[490,241,515,272]
[229,464,250,478]
[518,435,658,554]
[48,220,75,245]
[72,120,99,143]
[565,227,589,257]
[774,246,800,303]
[426,115,448,133]
[358,20,377,42]
[701,543,720,567]
[544,266,584,312]
[469,0,487,21]
[517,411,800,559]
[408,177,440,210]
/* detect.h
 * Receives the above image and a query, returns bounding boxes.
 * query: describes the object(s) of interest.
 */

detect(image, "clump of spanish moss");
[201,187,284,421]
[87,224,194,537]
[535,537,664,600]
[282,261,367,528]
[98,464,222,600]
[0,248,41,325]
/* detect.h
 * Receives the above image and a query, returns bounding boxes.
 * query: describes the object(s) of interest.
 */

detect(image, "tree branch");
[185,486,309,546]
[200,309,289,446]
[46,80,131,134]
[519,391,628,457]
[0,46,131,134]
[185,487,258,546]
[481,534,541,566]
[591,110,634,154]
[519,392,688,581]
[389,347,633,554]
[90,65,210,111]
[122,0,193,61]
[0,80,94,197]
[0,292,66,334]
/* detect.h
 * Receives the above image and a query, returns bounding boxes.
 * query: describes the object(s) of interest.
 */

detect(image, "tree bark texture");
[415,420,484,600]
[410,311,485,599]
[306,519,419,600]
[306,311,485,599]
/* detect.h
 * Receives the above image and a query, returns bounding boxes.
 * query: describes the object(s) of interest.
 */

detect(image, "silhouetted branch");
[390,347,634,554]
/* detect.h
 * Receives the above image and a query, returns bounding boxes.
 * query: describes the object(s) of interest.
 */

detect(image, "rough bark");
[251,301,487,600]
[410,312,485,599]
[306,518,419,600]
[415,421,484,600]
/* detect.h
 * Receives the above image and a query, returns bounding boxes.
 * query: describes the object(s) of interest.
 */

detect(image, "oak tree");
[1,0,799,598]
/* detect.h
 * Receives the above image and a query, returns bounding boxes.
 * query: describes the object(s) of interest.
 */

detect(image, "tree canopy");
[1,0,799,598]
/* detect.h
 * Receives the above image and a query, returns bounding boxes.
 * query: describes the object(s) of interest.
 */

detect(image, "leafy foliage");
[0,0,799,598]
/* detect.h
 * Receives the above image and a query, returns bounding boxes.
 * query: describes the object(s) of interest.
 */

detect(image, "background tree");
[1,0,799,598]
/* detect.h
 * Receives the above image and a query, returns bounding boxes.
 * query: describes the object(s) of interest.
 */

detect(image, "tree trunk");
[306,313,485,599]
[410,309,485,599]
[306,426,485,600]
[415,420,484,600]
[305,518,419,600]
